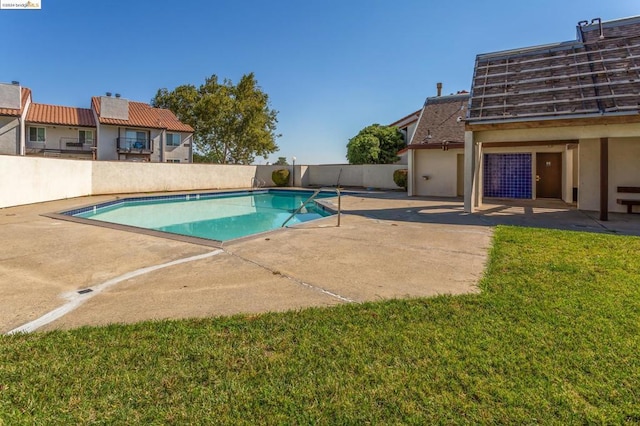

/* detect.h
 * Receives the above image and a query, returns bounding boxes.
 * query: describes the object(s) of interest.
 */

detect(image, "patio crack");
[7,249,224,334]
[222,248,356,304]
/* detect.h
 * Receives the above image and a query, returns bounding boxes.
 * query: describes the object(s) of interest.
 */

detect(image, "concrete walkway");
[1,191,639,333]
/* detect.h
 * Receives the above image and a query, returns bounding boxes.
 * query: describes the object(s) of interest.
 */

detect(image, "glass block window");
[483,153,532,199]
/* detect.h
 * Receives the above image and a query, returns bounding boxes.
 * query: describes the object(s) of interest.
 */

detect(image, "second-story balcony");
[26,137,94,154]
[117,137,153,153]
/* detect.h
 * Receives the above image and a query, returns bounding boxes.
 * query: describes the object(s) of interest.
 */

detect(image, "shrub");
[272,169,290,187]
[393,169,408,190]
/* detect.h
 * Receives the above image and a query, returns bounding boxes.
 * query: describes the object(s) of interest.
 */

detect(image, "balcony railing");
[60,137,94,151]
[26,137,94,152]
[117,137,153,153]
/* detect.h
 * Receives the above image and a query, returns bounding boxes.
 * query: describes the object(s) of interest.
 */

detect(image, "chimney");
[436,82,442,97]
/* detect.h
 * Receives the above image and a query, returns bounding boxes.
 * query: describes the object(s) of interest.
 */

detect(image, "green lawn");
[1,226,639,424]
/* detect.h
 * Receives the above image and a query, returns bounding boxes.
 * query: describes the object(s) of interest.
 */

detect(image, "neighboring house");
[389,109,420,165]
[407,84,469,197]
[464,15,640,218]
[0,83,31,156]
[92,95,194,163]
[25,103,96,159]
[0,82,194,163]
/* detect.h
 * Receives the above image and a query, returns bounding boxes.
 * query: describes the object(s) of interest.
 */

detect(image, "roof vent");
[437,82,442,97]
[11,80,19,85]
[106,92,112,97]
[115,93,121,98]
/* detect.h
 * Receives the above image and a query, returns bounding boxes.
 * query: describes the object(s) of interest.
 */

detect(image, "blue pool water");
[68,190,336,242]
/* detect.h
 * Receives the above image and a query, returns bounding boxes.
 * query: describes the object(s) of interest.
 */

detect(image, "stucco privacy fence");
[0,155,406,209]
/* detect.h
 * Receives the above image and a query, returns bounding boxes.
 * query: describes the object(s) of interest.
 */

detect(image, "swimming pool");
[63,190,337,242]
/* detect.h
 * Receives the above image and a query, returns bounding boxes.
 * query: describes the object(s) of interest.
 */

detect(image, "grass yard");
[1,226,639,424]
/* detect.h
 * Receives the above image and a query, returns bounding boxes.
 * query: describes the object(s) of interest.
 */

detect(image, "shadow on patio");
[336,191,640,236]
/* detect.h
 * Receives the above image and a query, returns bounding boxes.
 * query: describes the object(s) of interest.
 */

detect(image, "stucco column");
[464,131,475,212]
[18,118,25,156]
[160,129,166,163]
[600,137,609,221]
[407,149,415,196]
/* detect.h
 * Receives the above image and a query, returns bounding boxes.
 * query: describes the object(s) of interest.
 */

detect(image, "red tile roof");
[26,103,96,127]
[91,97,194,132]
[0,87,31,117]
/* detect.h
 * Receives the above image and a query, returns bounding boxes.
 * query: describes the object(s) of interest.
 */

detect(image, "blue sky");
[1,1,637,164]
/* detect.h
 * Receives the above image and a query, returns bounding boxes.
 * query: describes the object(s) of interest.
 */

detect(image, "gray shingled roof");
[467,16,640,124]
[409,93,469,147]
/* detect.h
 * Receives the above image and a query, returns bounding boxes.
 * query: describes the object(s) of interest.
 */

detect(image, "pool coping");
[43,188,353,248]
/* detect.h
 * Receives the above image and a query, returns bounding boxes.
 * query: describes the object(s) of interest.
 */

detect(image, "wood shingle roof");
[467,16,640,125]
[409,93,469,148]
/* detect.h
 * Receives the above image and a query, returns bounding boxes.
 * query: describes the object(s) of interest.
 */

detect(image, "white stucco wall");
[578,138,601,212]
[579,137,640,213]
[406,122,417,144]
[149,129,162,163]
[0,116,19,155]
[249,164,404,189]
[164,132,193,163]
[610,137,640,212]
[469,122,640,211]
[361,165,405,189]
[412,149,460,197]
[473,122,640,143]
[0,155,92,208]
[306,164,404,189]
[0,83,21,109]
[99,96,129,120]
[91,162,259,194]
[254,164,296,187]
[25,124,95,151]
[97,125,118,160]
[0,156,411,208]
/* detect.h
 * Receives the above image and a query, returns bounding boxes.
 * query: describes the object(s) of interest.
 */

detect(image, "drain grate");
[77,288,93,295]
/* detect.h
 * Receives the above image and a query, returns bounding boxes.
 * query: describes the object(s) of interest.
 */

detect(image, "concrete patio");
[1,190,639,334]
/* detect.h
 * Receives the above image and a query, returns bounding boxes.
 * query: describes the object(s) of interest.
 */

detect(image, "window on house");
[29,127,45,142]
[166,159,180,163]
[125,130,148,149]
[126,130,147,142]
[166,133,181,146]
[79,130,94,145]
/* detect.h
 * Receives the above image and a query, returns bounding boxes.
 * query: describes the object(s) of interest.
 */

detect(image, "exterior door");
[536,153,562,198]
[457,154,464,196]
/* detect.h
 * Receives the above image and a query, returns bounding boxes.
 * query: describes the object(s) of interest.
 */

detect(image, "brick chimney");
[437,82,442,97]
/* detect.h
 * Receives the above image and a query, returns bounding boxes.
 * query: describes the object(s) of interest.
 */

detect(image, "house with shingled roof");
[389,109,421,165]
[0,81,194,163]
[464,16,640,218]
[406,83,469,197]
[91,95,194,162]
[25,103,96,158]
[0,83,31,156]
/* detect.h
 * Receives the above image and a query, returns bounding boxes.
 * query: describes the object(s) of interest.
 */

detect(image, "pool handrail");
[281,187,341,228]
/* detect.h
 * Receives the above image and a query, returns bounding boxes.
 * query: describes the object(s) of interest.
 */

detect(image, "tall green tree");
[152,73,280,164]
[346,124,404,164]
[273,156,289,166]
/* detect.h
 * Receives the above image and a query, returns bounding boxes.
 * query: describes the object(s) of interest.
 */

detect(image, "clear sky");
[1,1,637,164]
